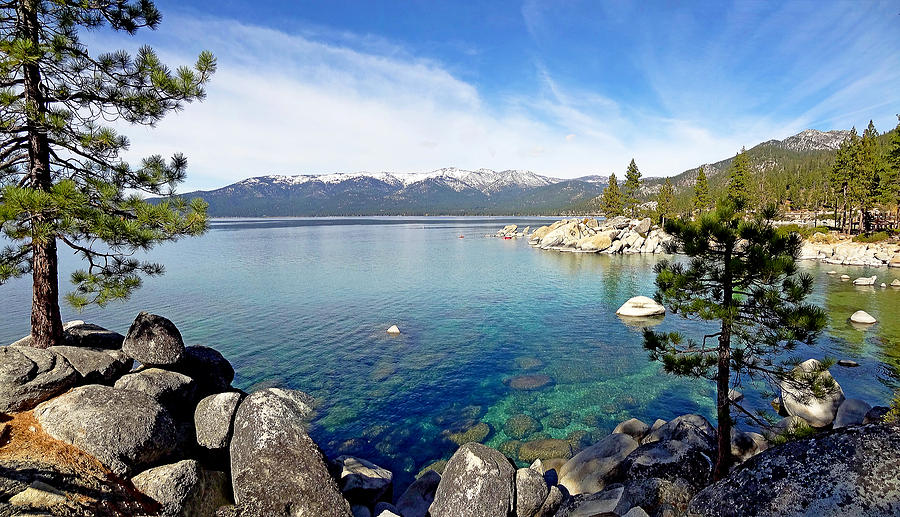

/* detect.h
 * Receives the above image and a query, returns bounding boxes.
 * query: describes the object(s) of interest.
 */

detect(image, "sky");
[85,0,900,191]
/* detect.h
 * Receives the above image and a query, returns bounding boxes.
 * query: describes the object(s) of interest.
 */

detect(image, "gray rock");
[0,346,78,412]
[114,368,197,415]
[615,477,695,515]
[616,438,714,492]
[558,432,639,495]
[837,359,860,367]
[686,424,900,516]
[430,442,515,517]
[515,465,548,517]
[61,321,124,349]
[730,430,768,463]
[335,455,393,507]
[613,418,650,442]
[122,312,185,366]
[534,485,563,517]
[634,218,652,234]
[643,414,716,452]
[396,469,440,517]
[623,507,650,517]
[195,392,242,450]
[49,346,132,385]
[556,485,624,516]
[779,358,845,427]
[834,398,872,428]
[33,385,176,476]
[864,406,891,424]
[131,459,230,516]
[172,345,235,395]
[230,388,351,516]
[650,419,667,433]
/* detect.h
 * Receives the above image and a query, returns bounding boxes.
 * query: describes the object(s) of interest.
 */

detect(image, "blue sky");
[92,0,900,190]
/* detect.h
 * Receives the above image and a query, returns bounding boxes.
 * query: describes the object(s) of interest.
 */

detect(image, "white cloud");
[91,15,808,191]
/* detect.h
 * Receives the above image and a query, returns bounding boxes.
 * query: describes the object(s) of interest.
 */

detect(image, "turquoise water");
[3,217,900,491]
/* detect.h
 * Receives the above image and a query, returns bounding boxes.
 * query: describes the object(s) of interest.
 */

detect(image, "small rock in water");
[882,283,887,288]
[615,296,665,317]
[850,310,877,324]
[827,270,837,275]
[837,359,860,367]
[840,274,850,280]
[892,279,900,287]
[853,275,877,286]
[505,374,553,390]
[386,325,401,334]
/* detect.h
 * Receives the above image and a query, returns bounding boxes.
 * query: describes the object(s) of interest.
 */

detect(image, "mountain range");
[177,129,849,217]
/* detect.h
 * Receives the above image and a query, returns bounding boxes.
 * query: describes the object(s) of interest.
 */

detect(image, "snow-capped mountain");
[233,168,560,195]
[186,168,604,216]
[764,129,850,153]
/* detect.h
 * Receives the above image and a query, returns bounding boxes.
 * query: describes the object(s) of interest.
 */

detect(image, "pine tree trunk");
[20,0,63,348]
[714,250,734,481]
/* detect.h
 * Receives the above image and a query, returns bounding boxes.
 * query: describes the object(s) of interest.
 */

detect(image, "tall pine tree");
[601,172,623,216]
[693,166,711,213]
[623,159,642,218]
[854,120,881,233]
[726,148,752,209]
[0,0,215,348]
[645,200,826,480]
[882,117,900,229]
[656,178,675,225]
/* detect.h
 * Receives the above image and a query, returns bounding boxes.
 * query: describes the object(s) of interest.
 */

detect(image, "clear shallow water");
[2,217,900,491]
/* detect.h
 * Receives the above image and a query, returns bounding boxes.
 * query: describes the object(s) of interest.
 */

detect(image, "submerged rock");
[430,443,515,517]
[687,424,900,516]
[444,421,492,445]
[33,384,176,476]
[518,439,574,463]
[616,296,665,317]
[506,374,554,390]
[505,414,543,439]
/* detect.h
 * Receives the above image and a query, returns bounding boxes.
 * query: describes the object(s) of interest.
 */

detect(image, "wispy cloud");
[83,2,900,191]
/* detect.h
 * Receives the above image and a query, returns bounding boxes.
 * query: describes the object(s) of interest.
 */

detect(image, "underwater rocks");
[506,374,554,390]
[517,439,574,464]
[505,414,544,439]
[443,421,492,445]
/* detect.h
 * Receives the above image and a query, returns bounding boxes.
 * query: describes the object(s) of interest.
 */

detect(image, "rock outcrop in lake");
[495,217,675,254]
[800,235,900,268]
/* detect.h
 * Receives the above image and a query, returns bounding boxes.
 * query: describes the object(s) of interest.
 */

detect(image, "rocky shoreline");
[494,219,900,268]
[2,315,899,516]
[494,217,675,255]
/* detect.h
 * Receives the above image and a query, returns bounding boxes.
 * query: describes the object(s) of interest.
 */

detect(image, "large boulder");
[194,392,242,450]
[634,218,652,234]
[577,231,616,252]
[430,442,516,517]
[556,485,626,517]
[229,388,351,516]
[530,226,551,242]
[687,424,900,516]
[558,432,639,495]
[779,358,845,427]
[131,459,230,516]
[172,345,235,396]
[121,312,185,366]
[8,321,124,349]
[613,418,650,442]
[0,346,78,412]
[48,346,132,385]
[334,455,393,507]
[616,296,665,317]
[33,385,176,476]
[396,469,440,517]
[114,368,197,416]
[730,430,768,463]
[643,414,716,452]
[615,438,714,493]
[515,464,549,517]
[850,310,877,324]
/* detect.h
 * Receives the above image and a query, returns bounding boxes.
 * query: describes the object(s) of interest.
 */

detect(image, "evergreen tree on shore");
[726,148,752,209]
[0,0,215,348]
[644,201,826,480]
[693,166,711,213]
[883,116,900,229]
[656,178,675,225]
[601,173,624,216]
[624,159,642,217]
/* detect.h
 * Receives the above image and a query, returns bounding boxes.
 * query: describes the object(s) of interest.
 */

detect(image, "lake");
[3,217,899,490]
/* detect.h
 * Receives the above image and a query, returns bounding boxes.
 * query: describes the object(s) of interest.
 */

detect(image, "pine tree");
[882,117,900,229]
[623,159,642,218]
[726,148,752,209]
[0,1,215,348]
[693,166,711,213]
[829,133,852,232]
[854,120,881,233]
[656,178,675,225]
[601,172,623,216]
[644,200,826,480]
